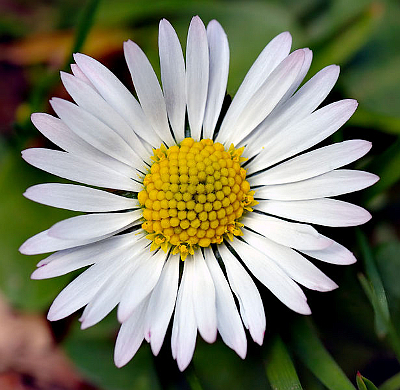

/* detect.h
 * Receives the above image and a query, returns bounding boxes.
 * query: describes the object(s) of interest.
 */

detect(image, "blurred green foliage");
[1,0,400,389]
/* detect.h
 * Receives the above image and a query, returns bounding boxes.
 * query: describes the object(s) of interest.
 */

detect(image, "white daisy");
[20,16,378,371]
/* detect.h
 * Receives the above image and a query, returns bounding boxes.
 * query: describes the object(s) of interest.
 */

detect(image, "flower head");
[20,16,378,371]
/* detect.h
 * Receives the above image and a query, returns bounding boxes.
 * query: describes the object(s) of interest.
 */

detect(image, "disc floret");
[138,138,257,260]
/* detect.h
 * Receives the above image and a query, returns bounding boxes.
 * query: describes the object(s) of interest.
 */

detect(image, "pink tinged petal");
[31,113,134,177]
[80,258,139,329]
[255,170,379,201]
[244,230,338,292]
[159,19,186,142]
[124,40,174,145]
[247,99,358,174]
[114,298,148,368]
[73,53,162,147]
[47,239,135,321]
[47,210,141,241]
[192,251,217,343]
[202,20,230,139]
[186,16,209,140]
[60,72,150,161]
[229,49,306,146]
[145,255,179,356]
[50,98,141,168]
[171,259,197,371]
[256,198,372,227]
[216,31,292,144]
[24,183,139,212]
[249,139,372,186]
[242,213,331,251]
[118,250,166,323]
[22,148,140,192]
[230,239,311,315]
[300,236,357,265]
[71,63,95,87]
[243,64,341,157]
[204,248,247,359]
[218,244,265,345]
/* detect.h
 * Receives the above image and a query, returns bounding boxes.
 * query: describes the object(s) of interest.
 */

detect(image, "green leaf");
[64,317,161,390]
[193,339,270,390]
[349,108,400,135]
[356,372,379,390]
[356,230,390,337]
[362,137,400,204]
[357,234,400,363]
[309,2,382,75]
[265,335,303,390]
[289,318,356,390]
[0,151,75,312]
[69,0,102,60]
[379,371,400,390]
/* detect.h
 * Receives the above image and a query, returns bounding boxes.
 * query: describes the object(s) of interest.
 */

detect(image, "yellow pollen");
[139,138,257,259]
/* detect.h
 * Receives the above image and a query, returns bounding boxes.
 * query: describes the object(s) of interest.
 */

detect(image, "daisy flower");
[20,16,378,371]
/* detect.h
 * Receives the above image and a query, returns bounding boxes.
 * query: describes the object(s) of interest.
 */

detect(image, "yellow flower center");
[138,137,257,260]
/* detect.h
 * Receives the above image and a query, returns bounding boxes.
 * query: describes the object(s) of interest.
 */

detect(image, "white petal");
[159,19,186,142]
[60,72,150,161]
[256,198,371,227]
[204,248,247,358]
[124,40,174,145]
[242,213,331,250]
[202,20,229,139]
[216,31,292,144]
[247,99,358,174]
[24,183,139,212]
[255,170,379,200]
[186,16,209,140]
[31,233,140,279]
[242,64,340,156]
[22,148,140,192]
[249,139,372,186]
[145,254,179,356]
[171,259,197,371]
[118,250,166,322]
[47,238,135,321]
[277,48,313,104]
[218,244,265,344]
[21,229,102,255]
[192,251,217,343]
[51,98,141,168]
[229,49,306,145]
[300,236,357,265]
[230,239,311,315]
[244,230,338,292]
[73,53,162,147]
[31,113,135,176]
[31,249,94,279]
[114,299,148,368]
[80,258,138,329]
[48,210,141,240]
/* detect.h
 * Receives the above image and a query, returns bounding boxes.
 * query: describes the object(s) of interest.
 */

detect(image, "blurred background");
[0,0,400,389]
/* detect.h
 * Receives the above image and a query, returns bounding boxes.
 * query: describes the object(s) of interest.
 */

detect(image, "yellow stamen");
[139,138,257,260]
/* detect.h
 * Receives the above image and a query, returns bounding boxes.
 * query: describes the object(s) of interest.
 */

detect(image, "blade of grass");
[357,229,390,337]
[289,318,356,390]
[265,335,303,390]
[379,372,400,390]
[356,372,379,390]
[361,137,400,205]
